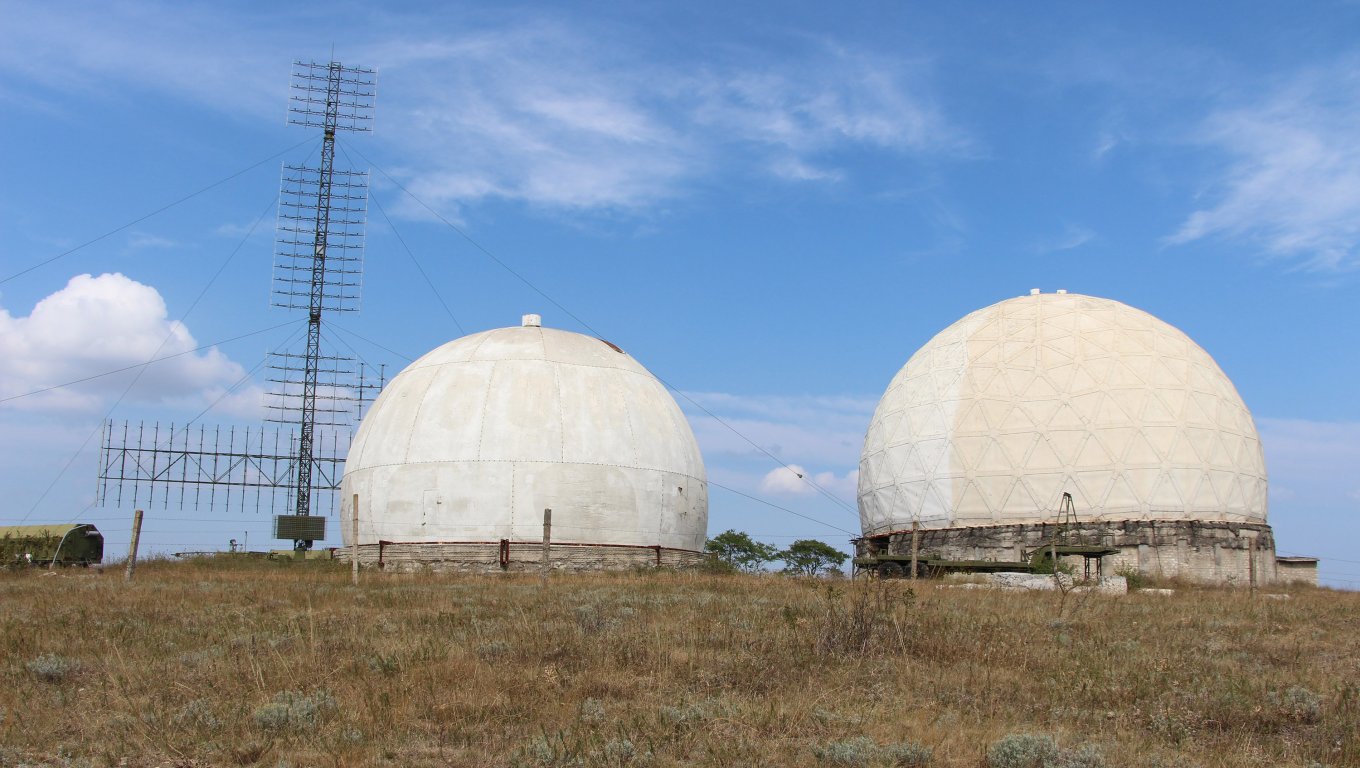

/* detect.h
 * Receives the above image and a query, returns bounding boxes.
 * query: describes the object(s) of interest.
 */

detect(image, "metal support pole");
[351,493,360,586]
[541,508,552,581]
[124,509,143,583]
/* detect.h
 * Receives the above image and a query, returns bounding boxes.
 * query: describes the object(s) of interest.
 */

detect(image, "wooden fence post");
[541,508,552,582]
[124,509,143,583]
[910,520,920,581]
[1249,535,1258,595]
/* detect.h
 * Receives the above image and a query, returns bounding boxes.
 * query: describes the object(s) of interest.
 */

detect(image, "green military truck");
[1,524,104,567]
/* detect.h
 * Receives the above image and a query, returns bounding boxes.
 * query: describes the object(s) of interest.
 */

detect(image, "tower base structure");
[856,520,1316,586]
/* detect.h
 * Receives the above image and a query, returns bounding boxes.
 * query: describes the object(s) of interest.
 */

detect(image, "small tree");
[780,539,847,577]
[705,530,780,573]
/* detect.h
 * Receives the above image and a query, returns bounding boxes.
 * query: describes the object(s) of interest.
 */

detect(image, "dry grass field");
[1,558,1355,767]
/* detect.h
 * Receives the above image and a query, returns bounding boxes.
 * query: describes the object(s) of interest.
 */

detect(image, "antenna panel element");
[271,164,368,312]
[287,61,376,132]
[274,514,327,542]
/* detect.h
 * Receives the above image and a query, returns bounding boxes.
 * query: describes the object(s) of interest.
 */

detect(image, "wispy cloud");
[0,2,285,118]
[0,6,964,215]
[371,27,963,214]
[1168,60,1360,271]
[1033,222,1096,254]
[125,232,178,251]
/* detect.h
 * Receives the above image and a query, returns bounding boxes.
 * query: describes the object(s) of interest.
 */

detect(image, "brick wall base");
[335,541,710,573]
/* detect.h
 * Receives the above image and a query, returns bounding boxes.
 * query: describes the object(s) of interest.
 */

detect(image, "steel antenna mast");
[275,59,376,539]
[95,59,381,549]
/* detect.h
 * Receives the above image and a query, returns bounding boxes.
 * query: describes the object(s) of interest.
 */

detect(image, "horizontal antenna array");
[97,420,348,515]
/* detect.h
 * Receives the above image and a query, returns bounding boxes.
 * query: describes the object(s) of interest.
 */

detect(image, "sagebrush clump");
[814,736,932,767]
[987,734,1104,768]
[25,653,79,683]
[252,690,337,732]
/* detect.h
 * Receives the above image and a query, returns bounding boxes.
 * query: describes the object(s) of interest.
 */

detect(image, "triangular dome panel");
[854,292,1268,533]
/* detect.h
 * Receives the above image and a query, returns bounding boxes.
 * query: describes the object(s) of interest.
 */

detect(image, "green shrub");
[1115,564,1149,590]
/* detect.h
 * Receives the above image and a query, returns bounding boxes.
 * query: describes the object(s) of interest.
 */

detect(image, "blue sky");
[2,1,1358,584]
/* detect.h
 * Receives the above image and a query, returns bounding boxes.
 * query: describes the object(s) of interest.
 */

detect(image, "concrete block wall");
[863,520,1280,586]
[335,541,709,573]
[1276,559,1320,586]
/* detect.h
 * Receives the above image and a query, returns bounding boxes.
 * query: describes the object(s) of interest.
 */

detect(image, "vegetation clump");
[253,690,337,732]
[1272,685,1324,723]
[25,653,79,683]
[986,734,1104,768]
[814,736,932,766]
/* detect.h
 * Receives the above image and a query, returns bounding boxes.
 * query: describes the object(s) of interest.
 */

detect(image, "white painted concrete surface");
[341,318,708,551]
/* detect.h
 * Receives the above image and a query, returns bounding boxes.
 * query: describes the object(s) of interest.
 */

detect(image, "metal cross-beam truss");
[97,420,348,515]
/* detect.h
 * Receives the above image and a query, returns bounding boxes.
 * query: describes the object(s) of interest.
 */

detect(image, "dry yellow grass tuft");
[1,558,1355,767]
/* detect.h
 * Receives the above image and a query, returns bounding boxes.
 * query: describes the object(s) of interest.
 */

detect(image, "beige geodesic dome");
[858,291,1267,534]
[341,315,708,551]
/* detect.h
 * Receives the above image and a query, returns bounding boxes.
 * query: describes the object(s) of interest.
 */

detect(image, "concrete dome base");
[337,540,709,573]
[855,519,1284,585]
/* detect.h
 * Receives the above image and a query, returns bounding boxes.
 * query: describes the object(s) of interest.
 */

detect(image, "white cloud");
[760,464,859,498]
[1169,61,1360,270]
[0,273,253,412]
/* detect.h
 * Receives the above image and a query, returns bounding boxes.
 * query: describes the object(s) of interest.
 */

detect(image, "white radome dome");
[342,316,707,550]
[858,292,1267,534]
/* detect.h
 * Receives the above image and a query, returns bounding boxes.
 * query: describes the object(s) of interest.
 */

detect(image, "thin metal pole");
[124,509,144,583]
